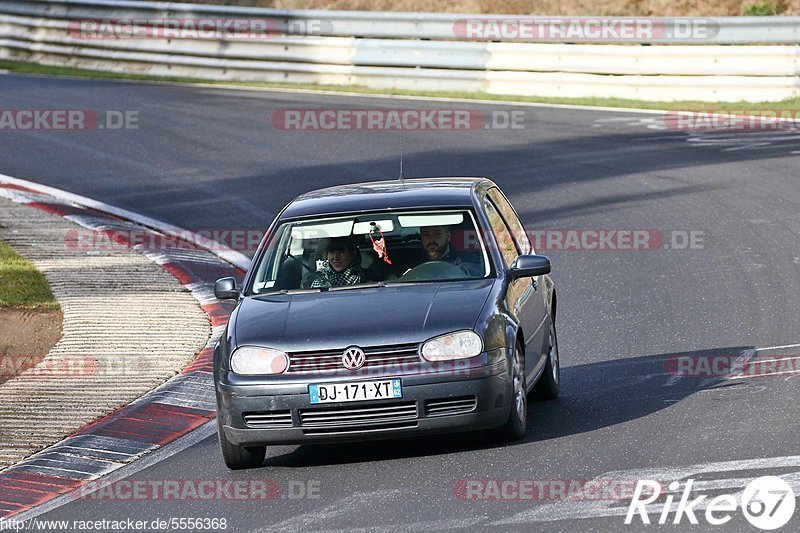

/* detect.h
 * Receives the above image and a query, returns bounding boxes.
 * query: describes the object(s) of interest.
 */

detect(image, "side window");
[487,188,531,254]
[483,198,519,268]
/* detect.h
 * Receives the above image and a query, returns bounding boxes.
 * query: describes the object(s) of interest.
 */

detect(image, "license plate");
[309,379,402,404]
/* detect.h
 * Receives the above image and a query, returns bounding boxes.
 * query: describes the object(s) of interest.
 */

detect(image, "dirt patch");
[0,309,63,385]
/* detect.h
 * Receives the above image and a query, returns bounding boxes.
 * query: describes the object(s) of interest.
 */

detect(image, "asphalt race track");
[3,73,800,531]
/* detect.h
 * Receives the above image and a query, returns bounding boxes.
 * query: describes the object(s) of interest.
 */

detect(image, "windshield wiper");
[252,287,321,298]
[329,282,387,292]
[385,277,477,285]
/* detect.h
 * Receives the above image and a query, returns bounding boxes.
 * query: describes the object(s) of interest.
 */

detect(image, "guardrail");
[1,0,799,102]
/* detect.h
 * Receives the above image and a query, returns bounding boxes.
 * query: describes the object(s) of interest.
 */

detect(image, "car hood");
[233,279,495,351]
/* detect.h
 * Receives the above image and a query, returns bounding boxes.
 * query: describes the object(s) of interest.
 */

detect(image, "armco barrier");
[0,0,799,102]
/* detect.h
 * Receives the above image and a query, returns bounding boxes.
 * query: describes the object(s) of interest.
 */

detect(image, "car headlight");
[230,346,288,375]
[421,330,483,361]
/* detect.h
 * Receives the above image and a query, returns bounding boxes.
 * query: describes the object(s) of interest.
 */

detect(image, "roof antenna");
[398,125,405,182]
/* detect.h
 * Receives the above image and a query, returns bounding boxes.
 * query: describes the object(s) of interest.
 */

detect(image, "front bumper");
[216,361,510,445]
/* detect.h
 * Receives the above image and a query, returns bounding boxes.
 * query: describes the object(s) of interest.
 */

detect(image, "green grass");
[3,59,800,113]
[742,0,788,16]
[0,239,59,311]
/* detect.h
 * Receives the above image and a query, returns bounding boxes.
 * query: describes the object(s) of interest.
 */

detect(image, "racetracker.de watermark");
[455,478,656,501]
[452,17,719,42]
[450,229,704,252]
[663,110,800,132]
[665,353,800,378]
[63,228,706,254]
[524,229,703,252]
[270,109,528,131]
[74,479,321,501]
[0,354,166,378]
[0,355,97,378]
[64,228,266,253]
[67,18,333,39]
[0,110,138,131]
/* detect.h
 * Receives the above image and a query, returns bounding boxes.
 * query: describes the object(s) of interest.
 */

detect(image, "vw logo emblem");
[342,346,365,370]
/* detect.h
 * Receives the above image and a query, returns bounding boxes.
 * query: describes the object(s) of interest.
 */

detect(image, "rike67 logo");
[626,476,795,530]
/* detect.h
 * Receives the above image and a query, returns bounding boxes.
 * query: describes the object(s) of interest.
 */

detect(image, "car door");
[482,194,547,384]
[486,187,550,360]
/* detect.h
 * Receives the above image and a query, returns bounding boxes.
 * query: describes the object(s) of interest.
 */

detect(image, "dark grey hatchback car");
[213,178,559,469]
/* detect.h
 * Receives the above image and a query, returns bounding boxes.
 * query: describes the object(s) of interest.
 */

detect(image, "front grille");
[287,343,420,373]
[243,410,293,429]
[424,396,477,417]
[299,401,418,427]
[303,421,418,436]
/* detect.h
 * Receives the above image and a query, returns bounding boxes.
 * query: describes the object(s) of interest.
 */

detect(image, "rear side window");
[483,198,519,268]
[487,188,532,254]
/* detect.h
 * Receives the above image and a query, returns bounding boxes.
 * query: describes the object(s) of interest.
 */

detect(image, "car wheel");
[531,316,560,401]
[501,340,528,441]
[217,419,266,470]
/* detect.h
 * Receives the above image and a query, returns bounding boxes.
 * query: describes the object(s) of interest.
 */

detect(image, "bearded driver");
[420,225,459,261]
[418,225,482,277]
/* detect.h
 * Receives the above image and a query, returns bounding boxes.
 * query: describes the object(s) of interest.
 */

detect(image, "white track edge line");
[755,343,800,351]
[0,173,251,271]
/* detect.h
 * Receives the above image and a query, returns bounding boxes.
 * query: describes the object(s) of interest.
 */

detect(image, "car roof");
[281,177,497,219]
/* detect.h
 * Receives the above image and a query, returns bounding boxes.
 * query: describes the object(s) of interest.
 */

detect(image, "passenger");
[311,237,364,288]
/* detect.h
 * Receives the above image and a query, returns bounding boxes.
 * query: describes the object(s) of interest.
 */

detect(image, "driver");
[311,237,364,288]
[418,225,481,275]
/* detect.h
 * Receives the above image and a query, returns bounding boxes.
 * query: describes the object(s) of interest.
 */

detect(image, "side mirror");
[509,255,551,278]
[214,277,240,300]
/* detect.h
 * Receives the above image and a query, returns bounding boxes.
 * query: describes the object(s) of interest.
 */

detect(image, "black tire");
[531,317,560,401]
[217,420,266,470]
[501,340,528,441]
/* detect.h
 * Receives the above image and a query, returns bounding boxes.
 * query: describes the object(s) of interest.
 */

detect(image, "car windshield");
[247,209,491,295]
